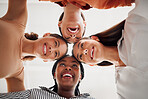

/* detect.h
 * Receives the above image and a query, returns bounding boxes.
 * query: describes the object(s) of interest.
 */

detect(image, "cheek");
[61,27,67,36]
[83,56,90,63]
[55,68,61,79]
[74,70,81,81]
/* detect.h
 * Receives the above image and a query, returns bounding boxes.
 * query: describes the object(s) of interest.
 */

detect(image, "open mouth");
[62,73,73,79]
[90,46,94,60]
[43,43,47,55]
[67,27,79,34]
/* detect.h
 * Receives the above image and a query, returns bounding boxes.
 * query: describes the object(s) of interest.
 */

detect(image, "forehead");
[59,56,78,63]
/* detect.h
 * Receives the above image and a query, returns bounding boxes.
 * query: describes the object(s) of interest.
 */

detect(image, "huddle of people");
[0,0,148,99]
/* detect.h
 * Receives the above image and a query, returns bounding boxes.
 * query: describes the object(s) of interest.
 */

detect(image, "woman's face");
[55,56,81,89]
[59,16,86,44]
[34,36,67,60]
[73,39,104,64]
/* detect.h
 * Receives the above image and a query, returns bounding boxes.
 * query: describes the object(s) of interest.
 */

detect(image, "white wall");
[0,1,134,99]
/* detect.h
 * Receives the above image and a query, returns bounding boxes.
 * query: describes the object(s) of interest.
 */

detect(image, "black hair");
[23,32,68,61]
[72,20,125,66]
[49,55,84,96]
[58,12,86,43]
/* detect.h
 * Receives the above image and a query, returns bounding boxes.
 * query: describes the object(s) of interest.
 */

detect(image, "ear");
[58,21,62,27]
[43,59,48,62]
[43,33,51,37]
[91,36,100,42]
[83,21,86,27]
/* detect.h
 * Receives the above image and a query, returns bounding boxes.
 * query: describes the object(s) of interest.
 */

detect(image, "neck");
[58,86,75,98]
[64,3,82,21]
[22,37,35,56]
[103,46,125,66]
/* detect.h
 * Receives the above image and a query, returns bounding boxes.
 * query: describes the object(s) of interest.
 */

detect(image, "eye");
[76,37,81,40]
[65,37,70,40]
[55,51,57,57]
[72,64,78,68]
[79,54,83,60]
[59,63,65,67]
[81,43,84,49]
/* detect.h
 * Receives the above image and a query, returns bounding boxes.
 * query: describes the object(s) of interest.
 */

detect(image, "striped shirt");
[0,87,95,99]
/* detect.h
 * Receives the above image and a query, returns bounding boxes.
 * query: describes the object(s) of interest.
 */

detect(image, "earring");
[89,64,97,66]
[43,59,48,62]
[89,64,94,66]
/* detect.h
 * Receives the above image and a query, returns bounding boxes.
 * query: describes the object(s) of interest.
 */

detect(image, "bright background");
[0,0,134,99]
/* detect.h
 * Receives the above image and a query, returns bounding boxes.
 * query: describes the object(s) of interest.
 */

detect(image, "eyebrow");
[60,60,66,62]
[78,42,80,49]
[72,61,79,64]
[65,37,70,40]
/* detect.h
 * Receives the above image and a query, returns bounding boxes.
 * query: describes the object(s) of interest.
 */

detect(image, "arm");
[2,0,27,26]
[5,67,25,92]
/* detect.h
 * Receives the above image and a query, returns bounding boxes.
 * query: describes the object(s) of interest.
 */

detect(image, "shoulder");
[77,93,96,99]
[29,87,61,98]
[0,89,30,99]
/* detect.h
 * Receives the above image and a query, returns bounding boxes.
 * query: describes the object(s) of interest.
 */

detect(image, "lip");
[89,46,94,60]
[67,27,79,34]
[61,72,74,79]
[43,43,47,55]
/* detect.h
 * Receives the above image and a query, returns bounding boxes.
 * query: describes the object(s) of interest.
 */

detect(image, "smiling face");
[58,13,86,43]
[34,36,67,60]
[54,56,81,89]
[73,39,104,64]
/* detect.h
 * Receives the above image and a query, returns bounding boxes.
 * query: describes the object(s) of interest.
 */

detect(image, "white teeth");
[63,74,72,77]
[91,49,93,58]
[44,44,46,55]
[68,28,78,33]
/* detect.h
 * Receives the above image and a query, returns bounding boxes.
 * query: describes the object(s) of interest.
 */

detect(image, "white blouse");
[116,0,148,99]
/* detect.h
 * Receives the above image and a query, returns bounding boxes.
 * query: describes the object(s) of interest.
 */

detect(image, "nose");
[70,35,76,38]
[83,49,88,55]
[49,46,56,53]
[65,66,72,71]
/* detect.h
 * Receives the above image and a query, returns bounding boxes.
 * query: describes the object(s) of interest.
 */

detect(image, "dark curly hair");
[49,55,84,96]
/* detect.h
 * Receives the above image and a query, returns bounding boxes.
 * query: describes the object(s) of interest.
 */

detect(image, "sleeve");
[0,90,30,99]
[76,0,134,9]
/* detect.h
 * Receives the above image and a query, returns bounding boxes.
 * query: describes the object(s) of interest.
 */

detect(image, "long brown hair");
[91,20,125,46]
[92,20,125,66]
